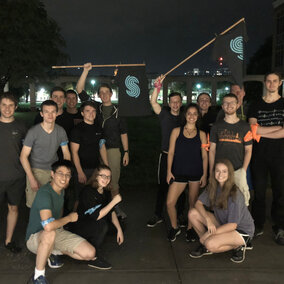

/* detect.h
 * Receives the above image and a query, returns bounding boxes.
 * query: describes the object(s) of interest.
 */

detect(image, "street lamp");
[196,83,201,89]
[91,79,96,86]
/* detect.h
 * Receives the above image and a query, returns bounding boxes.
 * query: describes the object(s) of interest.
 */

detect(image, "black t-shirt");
[210,120,253,170]
[248,97,284,156]
[158,107,182,152]
[64,109,83,126]
[200,108,217,134]
[70,121,103,169]
[77,185,112,222]
[0,119,27,181]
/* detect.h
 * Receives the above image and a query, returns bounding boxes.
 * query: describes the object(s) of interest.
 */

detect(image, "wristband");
[154,79,162,95]
[41,217,55,228]
[250,123,261,142]
[124,150,129,153]
[99,139,106,149]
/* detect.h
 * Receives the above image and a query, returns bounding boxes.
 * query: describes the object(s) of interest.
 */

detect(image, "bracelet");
[41,217,55,228]
[124,150,129,153]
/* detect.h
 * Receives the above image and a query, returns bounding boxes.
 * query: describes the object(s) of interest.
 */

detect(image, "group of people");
[147,71,284,263]
[0,63,129,284]
[0,68,283,283]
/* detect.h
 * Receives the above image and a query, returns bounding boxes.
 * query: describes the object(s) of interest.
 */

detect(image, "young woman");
[166,103,208,242]
[69,165,124,269]
[188,159,255,263]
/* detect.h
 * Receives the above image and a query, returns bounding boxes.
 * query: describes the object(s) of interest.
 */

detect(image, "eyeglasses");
[98,174,111,180]
[55,171,72,179]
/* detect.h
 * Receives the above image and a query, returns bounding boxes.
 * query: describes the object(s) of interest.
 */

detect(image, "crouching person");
[26,160,107,284]
[188,159,254,263]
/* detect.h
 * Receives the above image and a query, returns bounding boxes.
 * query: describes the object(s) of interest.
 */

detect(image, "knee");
[188,208,198,223]
[41,230,56,246]
[167,198,176,209]
[204,239,217,253]
[83,245,96,260]
[8,205,18,213]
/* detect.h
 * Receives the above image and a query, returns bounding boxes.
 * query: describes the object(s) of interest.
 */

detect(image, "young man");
[248,72,284,245]
[34,87,74,137]
[76,63,129,218]
[65,89,83,126]
[20,100,71,208]
[216,84,247,121]
[70,101,108,209]
[209,93,253,206]
[26,160,113,284]
[0,92,27,253]
[197,92,217,135]
[147,75,185,228]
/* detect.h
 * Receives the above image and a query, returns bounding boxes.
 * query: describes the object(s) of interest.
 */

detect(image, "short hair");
[40,100,58,112]
[168,92,182,101]
[51,159,73,173]
[222,93,238,104]
[66,89,78,99]
[0,92,18,106]
[98,83,112,94]
[50,86,66,98]
[264,71,282,81]
[80,101,97,112]
[197,92,211,102]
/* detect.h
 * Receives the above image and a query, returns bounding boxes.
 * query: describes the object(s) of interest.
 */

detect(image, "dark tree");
[0,0,68,92]
[247,36,272,74]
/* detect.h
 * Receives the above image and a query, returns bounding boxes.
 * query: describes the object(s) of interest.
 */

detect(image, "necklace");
[184,126,196,137]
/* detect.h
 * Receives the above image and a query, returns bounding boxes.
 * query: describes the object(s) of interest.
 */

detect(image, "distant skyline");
[43,0,273,75]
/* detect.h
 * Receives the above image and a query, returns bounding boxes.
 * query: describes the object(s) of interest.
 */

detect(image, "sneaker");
[28,274,49,284]
[246,239,253,250]
[254,226,264,237]
[189,244,212,258]
[274,228,284,245]
[88,257,112,270]
[167,227,181,242]
[4,241,21,253]
[178,215,187,228]
[47,254,64,268]
[147,215,163,227]
[186,228,198,242]
[230,245,246,263]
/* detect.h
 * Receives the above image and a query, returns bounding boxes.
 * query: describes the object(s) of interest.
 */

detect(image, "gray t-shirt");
[23,123,68,170]
[199,187,255,237]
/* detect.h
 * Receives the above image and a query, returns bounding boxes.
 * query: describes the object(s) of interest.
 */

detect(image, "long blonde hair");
[207,159,237,209]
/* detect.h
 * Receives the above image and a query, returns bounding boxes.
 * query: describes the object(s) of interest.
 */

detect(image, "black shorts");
[0,177,26,206]
[173,175,201,183]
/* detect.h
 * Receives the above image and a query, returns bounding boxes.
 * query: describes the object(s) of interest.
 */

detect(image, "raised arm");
[150,75,165,115]
[76,63,92,94]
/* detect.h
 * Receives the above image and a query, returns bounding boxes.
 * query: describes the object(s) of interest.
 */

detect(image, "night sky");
[43,0,273,75]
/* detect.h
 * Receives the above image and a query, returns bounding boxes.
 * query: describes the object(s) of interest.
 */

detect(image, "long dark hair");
[207,159,237,209]
[182,103,200,128]
[86,165,112,191]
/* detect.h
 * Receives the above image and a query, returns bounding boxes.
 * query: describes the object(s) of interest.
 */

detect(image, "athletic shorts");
[26,227,85,255]
[0,177,26,206]
[173,175,201,183]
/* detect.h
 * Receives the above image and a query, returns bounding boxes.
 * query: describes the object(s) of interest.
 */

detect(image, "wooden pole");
[52,63,146,69]
[163,18,245,77]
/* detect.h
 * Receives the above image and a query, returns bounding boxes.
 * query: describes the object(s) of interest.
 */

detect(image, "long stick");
[52,63,146,69]
[163,18,245,77]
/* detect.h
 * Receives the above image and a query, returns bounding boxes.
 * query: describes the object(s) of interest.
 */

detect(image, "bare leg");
[187,182,200,229]
[167,182,187,228]
[5,204,18,245]
[63,240,96,261]
[36,231,56,270]
[205,231,245,253]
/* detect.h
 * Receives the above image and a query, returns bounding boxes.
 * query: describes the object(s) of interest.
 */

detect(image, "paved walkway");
[1,182,284,284]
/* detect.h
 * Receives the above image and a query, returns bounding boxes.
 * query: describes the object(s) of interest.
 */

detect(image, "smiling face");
[81,105,96,124]
[222,96,238,115]
[51,166,72,191]
[185,106,198,124]
[197,94,211,113]
[98,87,112,105]
[97,169,111,188]
[0,98,16,121]
[215,163,229,187]
[168,95,182,114]
[66,93,77,109]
